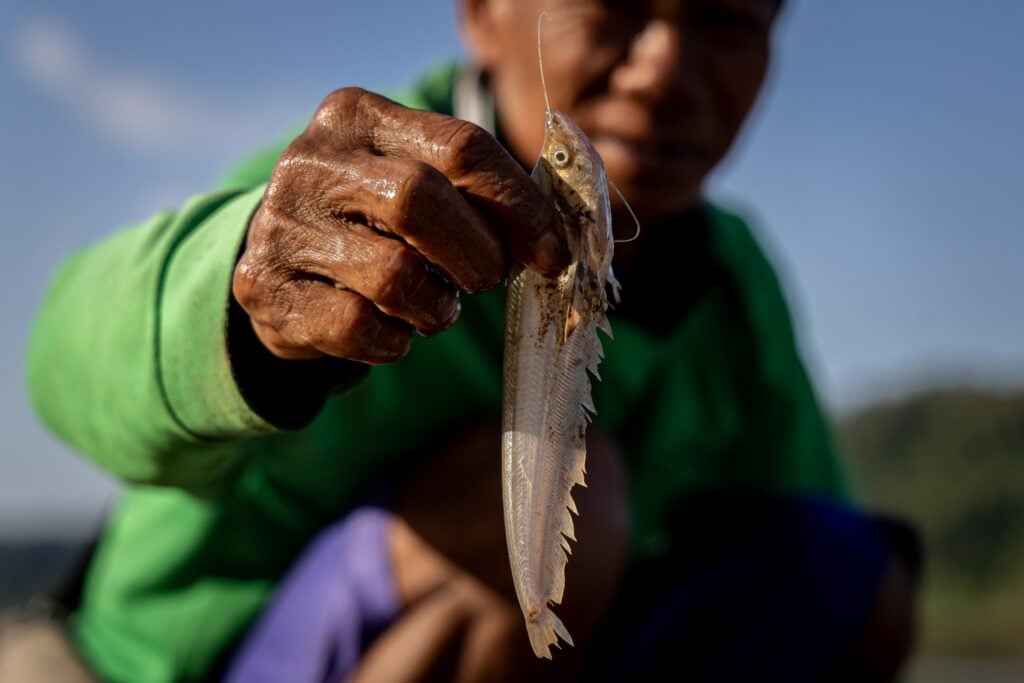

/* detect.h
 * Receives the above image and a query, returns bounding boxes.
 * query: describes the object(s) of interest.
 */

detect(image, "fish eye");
[552,146,571,168]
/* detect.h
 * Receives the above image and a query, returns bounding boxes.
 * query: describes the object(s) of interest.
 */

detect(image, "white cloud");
[12,17,283,158]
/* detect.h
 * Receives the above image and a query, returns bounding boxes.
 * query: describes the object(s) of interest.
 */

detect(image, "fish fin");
[563,301,581,342]
[525,607,574,659]
[608,269,622,305]
[563,258,589,342]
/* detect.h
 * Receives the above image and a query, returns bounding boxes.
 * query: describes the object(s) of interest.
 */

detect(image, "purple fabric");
[226,496,910,682]
[225,507,400,683]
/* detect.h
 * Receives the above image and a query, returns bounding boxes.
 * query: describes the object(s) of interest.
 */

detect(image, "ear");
[457,0,504,67]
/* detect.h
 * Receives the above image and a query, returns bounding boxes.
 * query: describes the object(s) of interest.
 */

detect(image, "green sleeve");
[27,186,275,489]
[26,63,460,493]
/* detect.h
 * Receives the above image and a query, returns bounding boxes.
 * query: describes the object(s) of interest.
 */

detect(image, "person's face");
[461,0,780,226]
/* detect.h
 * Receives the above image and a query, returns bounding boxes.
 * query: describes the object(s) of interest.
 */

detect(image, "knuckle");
[393,160,444,225]
[327,294,374,349]
[374,242,422,304]
[275,138,315,173]
[265,278,305,332]
[231,261,257,309]
[240,211,292,268]
[310,87,390,153]
[333,296,411,364]
[265,144,315,212]
[247,198,330,275]
[232,246,277,312]
[325,86,366,108]
[312,87,367,132]
[442,118,491,155]
[255,324,316,361]
[435,119,494,174]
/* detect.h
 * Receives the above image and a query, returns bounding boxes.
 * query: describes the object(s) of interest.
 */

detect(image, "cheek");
[491,64,547,166]
[490,18,617,166]
[519,5,626,111]
[542,17,626,110]
[705,46,770,143]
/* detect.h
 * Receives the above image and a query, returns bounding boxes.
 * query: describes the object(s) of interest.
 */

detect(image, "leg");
[827,520,920,683]
[0,613,96,683]
[228,417,629,683]
[585,494,919,683]
[353,418,629,683]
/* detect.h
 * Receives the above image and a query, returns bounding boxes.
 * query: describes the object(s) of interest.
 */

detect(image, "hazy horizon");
[2,0,1022,537]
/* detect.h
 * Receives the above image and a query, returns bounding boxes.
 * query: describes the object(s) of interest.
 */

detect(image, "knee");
[829,551,918,682]
[786,502,919,682]
[390,417,630,643]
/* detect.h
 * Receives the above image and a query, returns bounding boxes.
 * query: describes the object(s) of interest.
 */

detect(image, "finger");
[422,121,569,277]
[266,139,506,293]
[329,155,507,293]
[251,279,413,365]
[351,582,476,683]
[312,89,570,276]
[251,322,321,361]
[295,220,463,335]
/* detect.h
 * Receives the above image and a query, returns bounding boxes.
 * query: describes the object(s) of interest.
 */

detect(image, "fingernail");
[442,296,462,331]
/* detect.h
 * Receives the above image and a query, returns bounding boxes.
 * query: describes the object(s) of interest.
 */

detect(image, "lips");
[594,133,688,159]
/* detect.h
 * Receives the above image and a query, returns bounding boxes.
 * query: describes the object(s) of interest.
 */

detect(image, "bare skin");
[350,420,629,683]
[230,0,915,679]
[233,88,569,363]
[463,0,779,228]
[233,0,783,363]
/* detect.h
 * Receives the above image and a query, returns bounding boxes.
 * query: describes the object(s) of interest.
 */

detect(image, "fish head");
[534,109,601,202]
[531,108,615,289]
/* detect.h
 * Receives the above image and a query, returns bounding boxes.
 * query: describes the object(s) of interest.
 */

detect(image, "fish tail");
[525,606,574,659]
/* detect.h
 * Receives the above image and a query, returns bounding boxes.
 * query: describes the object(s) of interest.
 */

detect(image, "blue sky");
[2,0,1022,536]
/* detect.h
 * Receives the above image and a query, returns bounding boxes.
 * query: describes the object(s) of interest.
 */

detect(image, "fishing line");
[537,11,640,244]
[609,179,642,243]
[537,11,552,112]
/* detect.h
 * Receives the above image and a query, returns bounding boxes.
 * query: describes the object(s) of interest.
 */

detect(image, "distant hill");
[840,386,1024,655]
[3,386,1022,656]
[0,541,85,609]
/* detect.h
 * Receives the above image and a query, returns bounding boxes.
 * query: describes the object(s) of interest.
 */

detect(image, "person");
[18,0,919,681]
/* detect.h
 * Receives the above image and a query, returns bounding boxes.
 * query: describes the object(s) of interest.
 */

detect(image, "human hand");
[233,88,567,364]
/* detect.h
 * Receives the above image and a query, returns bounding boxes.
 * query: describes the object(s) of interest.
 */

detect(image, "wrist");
[226,283,369,430]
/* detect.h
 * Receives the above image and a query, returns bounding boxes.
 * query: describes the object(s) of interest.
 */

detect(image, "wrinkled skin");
[234,88,569,363]
[230,1,913,682]
[234,0,780,364]
[466,0,777,228]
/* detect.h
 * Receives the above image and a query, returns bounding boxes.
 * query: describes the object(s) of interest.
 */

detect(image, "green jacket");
[27,63,846,682]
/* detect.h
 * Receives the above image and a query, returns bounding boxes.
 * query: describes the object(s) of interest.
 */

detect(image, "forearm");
[26,186,299,489]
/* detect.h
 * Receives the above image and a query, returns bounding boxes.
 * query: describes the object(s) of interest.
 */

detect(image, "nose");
[611,19,686,101]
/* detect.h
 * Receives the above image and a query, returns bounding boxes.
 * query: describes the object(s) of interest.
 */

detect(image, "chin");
[598,142,707,213]
[615,189,702,227]
[605,167,705,224]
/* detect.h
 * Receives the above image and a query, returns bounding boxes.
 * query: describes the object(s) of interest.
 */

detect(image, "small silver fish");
[501,103,620,659]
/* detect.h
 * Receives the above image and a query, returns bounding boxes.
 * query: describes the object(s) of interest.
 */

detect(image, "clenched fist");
[233,88,568,365]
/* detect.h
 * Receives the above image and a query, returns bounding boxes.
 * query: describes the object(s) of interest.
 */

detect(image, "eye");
[552,146,571,167]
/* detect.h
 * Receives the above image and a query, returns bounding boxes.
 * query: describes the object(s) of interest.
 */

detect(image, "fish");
[500,35,621,657]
